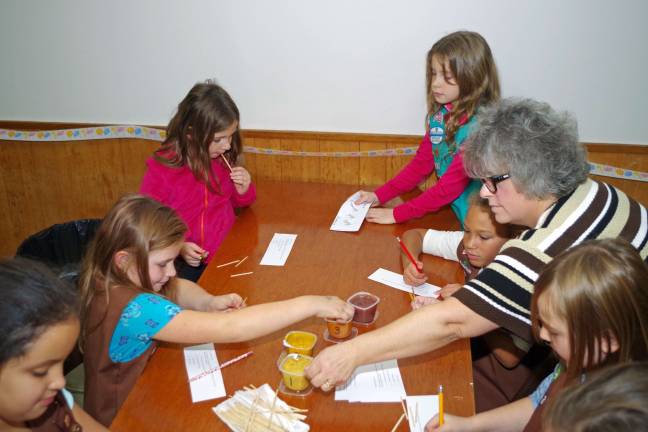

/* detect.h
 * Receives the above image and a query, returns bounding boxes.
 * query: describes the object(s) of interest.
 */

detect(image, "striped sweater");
[453,179,648,342]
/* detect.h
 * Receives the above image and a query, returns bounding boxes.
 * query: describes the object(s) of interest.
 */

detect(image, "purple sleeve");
[374,133,435,204]
[392,151,472,222]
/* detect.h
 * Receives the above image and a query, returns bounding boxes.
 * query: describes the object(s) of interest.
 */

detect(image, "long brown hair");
[531,238,648,381]
[79,195,187,345]
[155,81,242,192]
[426,31,500,150]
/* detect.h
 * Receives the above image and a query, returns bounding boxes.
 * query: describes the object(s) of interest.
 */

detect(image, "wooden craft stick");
[217,259,240,268]
[400,398,409,420]
[230,271,253,278]
[189,351,253,382]
[221,154,234,172]
[390,413,406,432]
[234,255,248,267]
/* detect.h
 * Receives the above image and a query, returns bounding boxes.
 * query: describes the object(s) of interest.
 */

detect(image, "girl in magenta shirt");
[140,81,255,281]
[355,31,500,226]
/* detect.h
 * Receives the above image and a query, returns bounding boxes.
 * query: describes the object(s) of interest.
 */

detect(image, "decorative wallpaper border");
[1,126,646,182]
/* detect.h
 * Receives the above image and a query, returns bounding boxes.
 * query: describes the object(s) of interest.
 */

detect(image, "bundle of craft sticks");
[213,384,309,432]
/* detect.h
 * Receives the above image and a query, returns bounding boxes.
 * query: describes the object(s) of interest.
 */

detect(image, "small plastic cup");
[278,353,313,394]
[348,291,380,324]
[283,330,317,356]
[325,317,353,339]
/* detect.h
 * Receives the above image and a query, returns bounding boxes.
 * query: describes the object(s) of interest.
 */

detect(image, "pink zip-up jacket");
[374,131,470,223]
[139,156,256,263]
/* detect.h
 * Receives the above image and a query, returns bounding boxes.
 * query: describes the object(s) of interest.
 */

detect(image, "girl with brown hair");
[423,238,648,431]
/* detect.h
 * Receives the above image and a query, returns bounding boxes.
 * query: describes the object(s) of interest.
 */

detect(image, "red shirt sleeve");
[374,132,435,204]
[392,150,471,223]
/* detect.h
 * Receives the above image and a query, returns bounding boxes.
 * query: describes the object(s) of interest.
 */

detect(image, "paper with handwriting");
[330,192,371,232]
[260,233,297,266]
[184,343,226,402]
[335,359,406,402]
[406,395,440,432]
[368,268,441,298]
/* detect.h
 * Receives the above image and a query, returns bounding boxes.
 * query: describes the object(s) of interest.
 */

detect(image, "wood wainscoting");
[1,122,646,257]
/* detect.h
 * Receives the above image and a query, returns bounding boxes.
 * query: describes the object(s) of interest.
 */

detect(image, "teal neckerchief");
[429,105,481,227]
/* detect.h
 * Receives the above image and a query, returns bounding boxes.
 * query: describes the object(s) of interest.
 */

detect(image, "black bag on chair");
[16,218,102,374]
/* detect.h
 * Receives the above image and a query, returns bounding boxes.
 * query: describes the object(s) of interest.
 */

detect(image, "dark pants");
[175,259,207,283]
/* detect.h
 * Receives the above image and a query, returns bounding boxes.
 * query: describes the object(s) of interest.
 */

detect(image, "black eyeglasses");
[480,174,510,193]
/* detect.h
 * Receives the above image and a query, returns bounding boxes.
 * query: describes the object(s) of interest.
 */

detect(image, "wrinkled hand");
[181,242,207,267]
[403,261,427,286]
[206,293,244,312]
[305,341,358,392]
[439,283,462,299]
[230,166,252,194]
[354,190,379,207]
[411,295,439,310]
[315,296,355,321]
[366,208,396,224]
[425,413,466,431]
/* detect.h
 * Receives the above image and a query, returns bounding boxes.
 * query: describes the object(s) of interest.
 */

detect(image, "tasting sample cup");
[278,353,313,393]
[347,291,380,324]
[283,330,317,356]
[325,317,353,339]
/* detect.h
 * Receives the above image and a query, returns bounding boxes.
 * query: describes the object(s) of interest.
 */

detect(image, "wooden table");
[111,181,474,431]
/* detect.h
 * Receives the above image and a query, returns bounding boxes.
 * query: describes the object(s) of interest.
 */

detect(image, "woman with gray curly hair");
[306,98,648,410]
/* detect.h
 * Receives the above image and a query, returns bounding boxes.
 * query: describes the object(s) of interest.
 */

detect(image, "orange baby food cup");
[325,317,353,339]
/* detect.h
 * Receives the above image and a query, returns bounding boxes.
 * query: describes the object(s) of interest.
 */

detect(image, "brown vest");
[27,391,82,432]
[523,371,569,432]
[83,284,157,427]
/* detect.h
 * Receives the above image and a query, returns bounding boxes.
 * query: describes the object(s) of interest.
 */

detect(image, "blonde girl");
[355,30,500,226]
[424,238,648,431]
[80,195,353,426]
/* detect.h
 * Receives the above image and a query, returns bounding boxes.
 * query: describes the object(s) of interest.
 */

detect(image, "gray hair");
[463,98,590,199]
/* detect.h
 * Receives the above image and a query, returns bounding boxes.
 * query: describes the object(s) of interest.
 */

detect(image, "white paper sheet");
[260,233,297,266]
[330,192,371,232]
[335,359,406,403]
[368,268,441,298]
[184,343,226,403]
[406,395,440,432]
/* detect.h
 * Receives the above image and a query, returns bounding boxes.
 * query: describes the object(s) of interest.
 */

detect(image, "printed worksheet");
[368,268,441,298]
[335,359,406,402]
[330,192,371,232]
[406,395,440,432]
[184,343,226,402]
[260,233,297,266]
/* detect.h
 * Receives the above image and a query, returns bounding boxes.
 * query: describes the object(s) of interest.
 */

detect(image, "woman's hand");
[205,293,244,312]
[403,261,427,286]
[366,208,396,224]
[354,190,379,207]
[230,166,252,194]
[313,296,355,321]
[181,242,207,267]
[305,340,360,392]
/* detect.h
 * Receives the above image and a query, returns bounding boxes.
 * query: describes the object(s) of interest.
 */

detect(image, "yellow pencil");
[438,384,444,426]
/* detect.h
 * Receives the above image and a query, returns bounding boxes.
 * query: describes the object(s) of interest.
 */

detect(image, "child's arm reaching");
[424,396,534,432]
[391,151,472,223]
[154,295,355,344]
[170,277,244,311]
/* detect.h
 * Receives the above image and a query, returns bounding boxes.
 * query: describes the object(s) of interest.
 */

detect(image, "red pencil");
[396,236,423,274]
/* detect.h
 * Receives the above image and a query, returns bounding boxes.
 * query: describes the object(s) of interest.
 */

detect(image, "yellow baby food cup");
[278,353,313,392]
[283,330,317,356]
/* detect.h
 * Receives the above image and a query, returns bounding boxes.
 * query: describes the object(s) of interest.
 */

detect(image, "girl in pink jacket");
[140,81,255,281]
